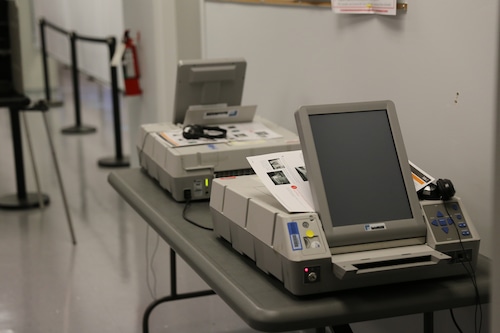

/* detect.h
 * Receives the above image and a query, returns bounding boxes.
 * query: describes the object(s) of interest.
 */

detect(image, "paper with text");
[157,122,282,147]
[247,152,434,212]
[332,0,397,15]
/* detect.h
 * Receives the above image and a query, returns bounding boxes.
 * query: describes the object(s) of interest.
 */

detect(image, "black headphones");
[418,178,456,201]
[182,124,227,140]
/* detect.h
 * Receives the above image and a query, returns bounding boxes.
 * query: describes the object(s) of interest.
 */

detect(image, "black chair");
[0,93,77,244]
[0,0,76,243]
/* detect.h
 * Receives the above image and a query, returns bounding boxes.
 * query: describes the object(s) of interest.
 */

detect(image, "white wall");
[493,3,500,330]
[121,0,204,166]
[33,0,124,83]
[202,1,496,331]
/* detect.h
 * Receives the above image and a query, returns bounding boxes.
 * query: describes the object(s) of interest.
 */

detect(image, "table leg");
[424,312,434,333]
[0,108,49,209]
[142,248,215,333]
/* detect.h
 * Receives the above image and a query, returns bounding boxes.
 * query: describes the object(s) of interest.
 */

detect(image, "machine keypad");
[422,201,473,241]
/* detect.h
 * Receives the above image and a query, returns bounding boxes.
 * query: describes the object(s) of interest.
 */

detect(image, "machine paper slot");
[331,246,451,280]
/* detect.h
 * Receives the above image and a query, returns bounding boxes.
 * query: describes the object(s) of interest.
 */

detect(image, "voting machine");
[210,100,480,296]
[137,58,301,201]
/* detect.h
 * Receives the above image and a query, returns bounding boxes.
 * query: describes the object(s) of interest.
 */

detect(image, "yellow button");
[306,230,315,238]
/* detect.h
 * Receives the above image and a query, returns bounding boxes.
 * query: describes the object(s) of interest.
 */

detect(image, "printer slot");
[353,255,433,270]
[332,250,451,280]
[215,168,255,178]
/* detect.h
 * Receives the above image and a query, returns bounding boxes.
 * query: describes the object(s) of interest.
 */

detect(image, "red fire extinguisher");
[122,30,142,95]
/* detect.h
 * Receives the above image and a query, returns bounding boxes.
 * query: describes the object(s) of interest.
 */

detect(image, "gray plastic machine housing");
[137,117,301,202]
[210,175,480,296]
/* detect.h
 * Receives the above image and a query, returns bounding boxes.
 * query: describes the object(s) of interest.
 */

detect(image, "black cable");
[145,225,160,300]
[140,130,213,295]
[449,308,464,333]
[138,131,150,168]
[182,198,213,231]
[444,203,482,333]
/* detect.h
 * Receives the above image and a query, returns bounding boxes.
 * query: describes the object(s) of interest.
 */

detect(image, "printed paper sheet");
[247,150,314,213]
[332,0,398,15]
[158,122,282,147]
[246,152,434,213]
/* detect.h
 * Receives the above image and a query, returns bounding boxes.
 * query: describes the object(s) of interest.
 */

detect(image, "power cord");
[444,203,482,333]
[183,191,213,231]
[145,225,160,300]
[141,130,213,302]
[449,309,464,333]
[137,130,151,168]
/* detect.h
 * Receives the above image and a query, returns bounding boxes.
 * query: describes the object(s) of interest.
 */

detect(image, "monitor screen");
[172,58,246,124]
[295,101,426,250]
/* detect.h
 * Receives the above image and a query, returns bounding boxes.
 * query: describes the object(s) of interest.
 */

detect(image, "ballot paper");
[247,150,314,213]
[247,151,435,213]
[158,122,282,147]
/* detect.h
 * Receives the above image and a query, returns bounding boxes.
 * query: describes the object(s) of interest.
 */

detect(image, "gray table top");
[108,168,490,332]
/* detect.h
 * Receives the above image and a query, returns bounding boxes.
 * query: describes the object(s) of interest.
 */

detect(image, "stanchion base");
[98,156,130,168]
[61,125,97,134]
[0,193,50,210]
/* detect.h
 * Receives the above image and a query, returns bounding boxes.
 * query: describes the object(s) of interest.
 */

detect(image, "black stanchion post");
[61,32,96,134]
[98,37,129,168]
[38,20,129,158]
[39,19,50,102]
[39,18,63,107]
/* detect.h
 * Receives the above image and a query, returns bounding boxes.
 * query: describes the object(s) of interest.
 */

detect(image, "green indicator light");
[205,178,209,187]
